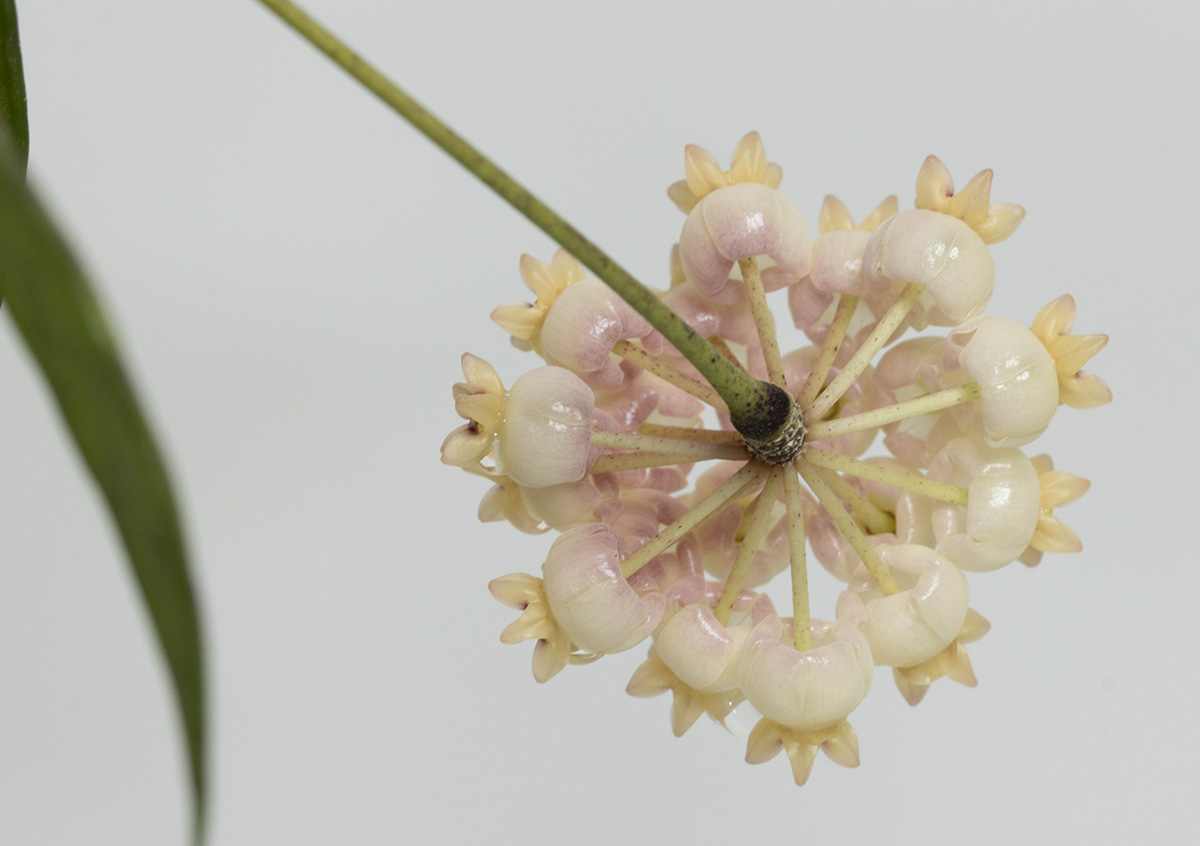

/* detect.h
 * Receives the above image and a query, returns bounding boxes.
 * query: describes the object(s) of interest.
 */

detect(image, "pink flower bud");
[679,183,812,298]
[541,524,666,654]
[540,278,655,390]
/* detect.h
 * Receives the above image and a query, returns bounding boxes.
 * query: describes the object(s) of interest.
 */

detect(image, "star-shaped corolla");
[928,437,1040,572]
[1019,454,1090,566]
[489,572,592,683]
[915,155,1026,244]
[892,608,991,705]
[626,652,743,737]
[667,131,783,213]
[440,353,507,468]
[836,544,969,670]
[1031,294,1112,409]
[745,717,861,786]
[947,315,1060,448]
[491,249,586,349]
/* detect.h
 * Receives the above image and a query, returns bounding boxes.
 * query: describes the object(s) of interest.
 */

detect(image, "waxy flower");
[929,437,1040,572]
[837,544,969,668]
[948,316,1059,448]
[542,524,666,654]
[863,209,995,325]
[449,141,1108,785]
[738,616,874,732]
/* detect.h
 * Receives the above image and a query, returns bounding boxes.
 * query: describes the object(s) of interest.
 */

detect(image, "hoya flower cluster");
[442,134,1109,785]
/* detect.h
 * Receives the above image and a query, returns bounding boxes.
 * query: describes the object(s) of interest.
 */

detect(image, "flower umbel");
[445,139,1108,784]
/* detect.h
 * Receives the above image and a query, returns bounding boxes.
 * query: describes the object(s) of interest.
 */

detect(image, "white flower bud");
[951,316,1059,448]
[738,616,874,731]
[654,604,749,693]
[838,544,969,668]
[929,437,1040,572]
[863,209,994,324]
[495,367,595,488]
[809,229,876,295]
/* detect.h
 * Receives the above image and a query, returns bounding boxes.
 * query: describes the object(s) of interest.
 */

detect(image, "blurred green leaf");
[0,0,28,174]
[0,134,206,842]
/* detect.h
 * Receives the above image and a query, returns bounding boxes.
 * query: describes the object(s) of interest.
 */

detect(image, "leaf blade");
[0,0,28,174]
[0,135,206,842]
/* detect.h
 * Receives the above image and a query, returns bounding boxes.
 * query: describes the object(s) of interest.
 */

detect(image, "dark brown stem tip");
[730,381,805,464]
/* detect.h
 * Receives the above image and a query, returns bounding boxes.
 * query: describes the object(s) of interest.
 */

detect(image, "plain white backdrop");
[1,1,1196,843]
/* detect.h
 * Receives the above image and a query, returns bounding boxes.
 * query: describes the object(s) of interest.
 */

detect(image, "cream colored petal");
[488,572,543,609]
[959,608,991,643]
[499,604,555,644]
[942,640,977,686]
[679,183,813,297]
[1032,514,1083,553]
[1032,293,1077,342]
[892,668,929,706]
[531,636,571,684]
[654,604,749,692]
[1019,546,1044,567]
[549,248,586,283]
[931,437,1040,571]
[667,179,700,214]
[453,392,503,428]
[1029,453,1054,475]
[477,480,547,534]
[625,653,674,698]
[819,195,855,234]
[518,253,560,302]
[460,351,505,395]
[783,740,821,786]
[518,478,601,531]
[1049,332,1108,376]
[490,301,544,340]
[976,202,1026,244]
[439,425,492,468]
[765,162,783,189]
[943,169,993,228]
[859,195,899,231]
[1059,371,1113,409]
[821,721,861,768]
[809,230,873,295]
[539,277,653,384]
[729,131,769,184]
[670,688,706,737]
[1040,470,1090,508]
[684,143,727,199]
[915,155,954,212]
[855,545,969,668]
[745,718,785,765]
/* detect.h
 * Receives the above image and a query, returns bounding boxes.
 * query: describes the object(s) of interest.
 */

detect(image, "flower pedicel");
[442,134,1109,785]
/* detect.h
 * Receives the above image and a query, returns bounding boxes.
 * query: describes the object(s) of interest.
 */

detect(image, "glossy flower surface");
[445,140,1107,784]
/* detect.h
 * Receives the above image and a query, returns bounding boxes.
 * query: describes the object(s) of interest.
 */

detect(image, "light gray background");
[1,1,1195,843]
